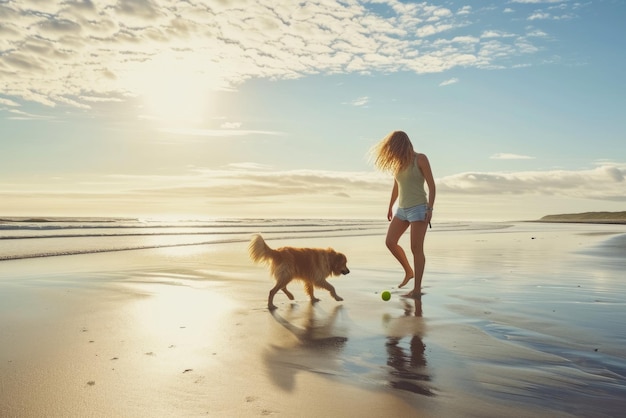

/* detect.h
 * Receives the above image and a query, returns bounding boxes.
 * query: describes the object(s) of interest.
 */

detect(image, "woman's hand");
[425,207,433,224]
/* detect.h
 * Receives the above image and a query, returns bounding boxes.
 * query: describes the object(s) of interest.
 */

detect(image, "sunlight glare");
[125,53,225,128]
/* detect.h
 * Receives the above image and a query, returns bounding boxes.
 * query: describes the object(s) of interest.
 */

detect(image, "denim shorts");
[395,204,428,222]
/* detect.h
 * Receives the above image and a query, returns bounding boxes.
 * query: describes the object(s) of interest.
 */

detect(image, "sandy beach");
[1,220,625,417]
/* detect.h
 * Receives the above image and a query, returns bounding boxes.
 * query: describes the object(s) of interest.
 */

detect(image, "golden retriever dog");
[248,234,350,310]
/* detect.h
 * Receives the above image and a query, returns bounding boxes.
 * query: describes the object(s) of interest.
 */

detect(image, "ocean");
[0,216,515,262]
[0,217,390,261]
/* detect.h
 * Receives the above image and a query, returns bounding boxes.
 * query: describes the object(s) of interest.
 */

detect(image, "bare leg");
[385,217,414,287]
[403,220,428,298]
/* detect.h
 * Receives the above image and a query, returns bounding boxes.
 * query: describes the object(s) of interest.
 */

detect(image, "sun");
[143,74,207,126]
[125,53,223,128]
[141,66,211,127]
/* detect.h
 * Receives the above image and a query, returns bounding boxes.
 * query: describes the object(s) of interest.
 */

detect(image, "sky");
[1,0,625,221]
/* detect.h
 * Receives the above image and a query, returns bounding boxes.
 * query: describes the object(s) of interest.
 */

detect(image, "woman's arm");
[387,180,398,221]
[418,154,436,221]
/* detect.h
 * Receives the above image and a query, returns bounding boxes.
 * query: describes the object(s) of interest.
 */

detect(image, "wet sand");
[1,222,625,417]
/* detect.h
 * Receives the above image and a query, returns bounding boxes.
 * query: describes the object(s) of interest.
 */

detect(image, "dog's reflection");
[271,303,348,349]
[264,304,348,391]
[384,298,434,396]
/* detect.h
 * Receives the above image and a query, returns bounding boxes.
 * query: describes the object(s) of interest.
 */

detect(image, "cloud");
[439,78,459,86]
[157,128,285,137]
[3,167,389,203]
[438,164,626,201]
[226,162,273,171]
[349,96,369,106]
[6,108,53,121]
[481,30,514,39]
[220,122,242,129]
[532,12,573,21]
[176,168,389,200]
[0,98,20,107]
[490,153,535,160]
[526,29,548,38]
[2,164,625,218]
[0,0,576,109]
[510,0,565,3]
[8,163,625,204]
[528,12,552,20]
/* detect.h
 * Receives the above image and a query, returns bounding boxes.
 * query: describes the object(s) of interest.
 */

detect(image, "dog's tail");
[248,234,275,264]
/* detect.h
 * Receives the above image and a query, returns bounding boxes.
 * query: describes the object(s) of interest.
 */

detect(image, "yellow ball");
[381,290,391,301]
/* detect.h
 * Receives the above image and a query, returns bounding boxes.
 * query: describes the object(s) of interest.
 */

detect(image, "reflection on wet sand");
[264,301,435,397]
[264,304,348,391]
[385,298,435,396]
[271,304,348,349]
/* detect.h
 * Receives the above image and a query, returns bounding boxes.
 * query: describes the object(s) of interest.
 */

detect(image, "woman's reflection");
[385,298,434,396]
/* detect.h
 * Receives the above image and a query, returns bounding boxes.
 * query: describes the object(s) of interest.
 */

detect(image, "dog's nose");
[342,268,350,275]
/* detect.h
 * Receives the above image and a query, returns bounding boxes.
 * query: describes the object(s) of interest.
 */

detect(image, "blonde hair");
[371,130,415,174]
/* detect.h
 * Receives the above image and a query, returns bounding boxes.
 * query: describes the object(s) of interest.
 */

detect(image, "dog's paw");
[268,304,278,311]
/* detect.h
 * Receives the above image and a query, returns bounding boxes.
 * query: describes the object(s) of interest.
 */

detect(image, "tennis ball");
[381,290,391,301]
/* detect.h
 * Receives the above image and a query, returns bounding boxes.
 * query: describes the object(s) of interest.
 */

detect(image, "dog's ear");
[332,252,346,268]
[326,249,336,263]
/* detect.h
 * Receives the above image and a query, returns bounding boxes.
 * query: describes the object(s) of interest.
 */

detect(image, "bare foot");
[401,289,423,299]
[398,274,414,288]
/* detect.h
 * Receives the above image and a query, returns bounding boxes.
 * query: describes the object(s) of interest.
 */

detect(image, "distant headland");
[535,211,626,225]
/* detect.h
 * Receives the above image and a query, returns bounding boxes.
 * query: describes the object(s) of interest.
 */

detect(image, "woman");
[371,130,436,298]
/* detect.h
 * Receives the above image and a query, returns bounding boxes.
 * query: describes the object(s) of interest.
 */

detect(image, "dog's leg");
[268,283,282,310]
[281,287,295,300]
[269,270,292,310]
[304,282,320,303]
[319,280,343,302]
